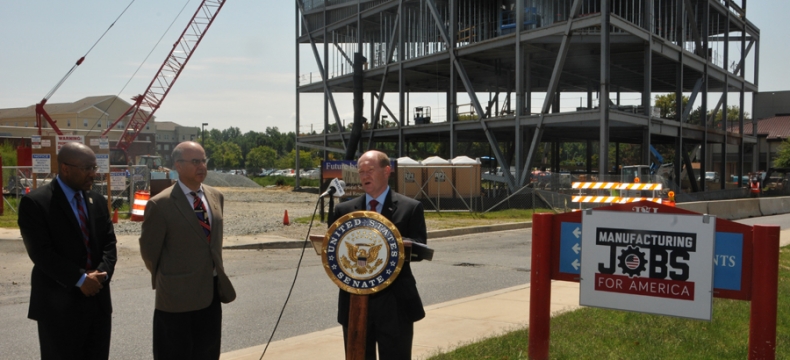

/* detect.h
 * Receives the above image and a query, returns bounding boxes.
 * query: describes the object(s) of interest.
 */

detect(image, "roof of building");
[730,116,790,140]
[0,95,130,118]
[156,121,178,131]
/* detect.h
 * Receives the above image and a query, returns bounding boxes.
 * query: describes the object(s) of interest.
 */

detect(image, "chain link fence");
[2,165,150,214]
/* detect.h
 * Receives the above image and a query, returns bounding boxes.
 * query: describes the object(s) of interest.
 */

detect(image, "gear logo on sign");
[617,245,648,277]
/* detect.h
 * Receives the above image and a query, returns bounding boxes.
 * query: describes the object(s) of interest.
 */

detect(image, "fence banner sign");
[96,154,110,174]
[32,135,41,149]
[110,172,127,191]
[32,154,51,174]
[56,135,84,153]
[579,210,715,320]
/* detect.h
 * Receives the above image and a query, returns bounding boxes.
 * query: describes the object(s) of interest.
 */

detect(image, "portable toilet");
[451,156,481,198]
[396,156,423,199]
[422,156,453,198]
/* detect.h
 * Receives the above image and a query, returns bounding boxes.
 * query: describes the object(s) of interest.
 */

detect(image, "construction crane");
[102,0,226,164]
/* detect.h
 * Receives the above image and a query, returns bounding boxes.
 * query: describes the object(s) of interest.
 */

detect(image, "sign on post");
[579,210,716,321]
[32,154,51,174]
[96,154,110,174]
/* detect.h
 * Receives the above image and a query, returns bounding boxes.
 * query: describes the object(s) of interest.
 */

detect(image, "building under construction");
[294,0,758,195]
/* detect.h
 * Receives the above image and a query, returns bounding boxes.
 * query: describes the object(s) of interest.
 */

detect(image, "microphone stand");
[328,194,335,224]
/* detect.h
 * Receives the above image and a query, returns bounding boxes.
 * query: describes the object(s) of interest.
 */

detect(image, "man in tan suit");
[139,141,235,360]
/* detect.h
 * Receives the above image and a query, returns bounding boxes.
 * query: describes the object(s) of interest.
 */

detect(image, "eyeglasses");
[63,162,99,173]
[177,158,209,166]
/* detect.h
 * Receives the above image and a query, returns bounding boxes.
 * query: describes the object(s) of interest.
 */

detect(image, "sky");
[1,1,789,135]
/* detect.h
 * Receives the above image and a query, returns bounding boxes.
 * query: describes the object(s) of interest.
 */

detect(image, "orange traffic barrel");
[131,191,150,222]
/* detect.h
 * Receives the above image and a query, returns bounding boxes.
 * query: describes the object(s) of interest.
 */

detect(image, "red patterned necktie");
[369,199,379,212]
[74,193,92,270]
[190,191,211,242]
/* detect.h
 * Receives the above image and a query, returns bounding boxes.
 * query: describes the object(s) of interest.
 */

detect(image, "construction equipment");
[102,0,227,164]
[34,1,226,166]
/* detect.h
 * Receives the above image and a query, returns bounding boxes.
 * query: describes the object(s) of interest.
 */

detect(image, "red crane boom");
[103,0,227,156]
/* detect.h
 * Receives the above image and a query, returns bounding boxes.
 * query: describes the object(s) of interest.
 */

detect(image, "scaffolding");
[295,0,758,196]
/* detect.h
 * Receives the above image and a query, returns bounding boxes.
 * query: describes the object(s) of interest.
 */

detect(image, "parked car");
[271,169,295,177]
[301,169,320,179]
[257,169,275,177]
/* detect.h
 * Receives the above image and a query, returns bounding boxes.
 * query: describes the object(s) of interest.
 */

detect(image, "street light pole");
[201,123,208,146]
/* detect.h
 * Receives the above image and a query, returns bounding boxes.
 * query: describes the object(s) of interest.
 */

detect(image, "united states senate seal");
[322,211,404,295]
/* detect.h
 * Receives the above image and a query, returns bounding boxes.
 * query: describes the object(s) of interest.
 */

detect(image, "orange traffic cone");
[112,208,119,224]
[283,210,290,226]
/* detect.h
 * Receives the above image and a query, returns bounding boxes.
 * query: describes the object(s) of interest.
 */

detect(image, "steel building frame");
[294,0,758,193]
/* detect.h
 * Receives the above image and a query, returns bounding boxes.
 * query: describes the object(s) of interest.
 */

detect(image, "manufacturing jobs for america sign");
[579,210,716,320]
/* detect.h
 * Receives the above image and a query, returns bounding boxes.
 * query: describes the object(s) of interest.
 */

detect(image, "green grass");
[428,247,790,360]
[0,197,19,228]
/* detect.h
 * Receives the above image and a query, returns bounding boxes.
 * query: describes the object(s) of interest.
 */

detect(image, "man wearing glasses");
[19,142,118,359]
[139,141,235,359]
[329,150,427,360]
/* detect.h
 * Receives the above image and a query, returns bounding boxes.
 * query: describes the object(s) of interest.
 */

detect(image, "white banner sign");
[31,135,41,149]
[579,210,715,321]
[110,172,127,191]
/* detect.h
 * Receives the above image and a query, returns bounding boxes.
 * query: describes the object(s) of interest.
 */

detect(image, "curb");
[222,221,533,251]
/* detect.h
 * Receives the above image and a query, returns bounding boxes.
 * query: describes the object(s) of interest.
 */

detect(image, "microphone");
[320,178,346,198]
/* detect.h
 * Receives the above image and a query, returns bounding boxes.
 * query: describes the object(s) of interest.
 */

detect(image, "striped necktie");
[74,193,92,269]
[190,191,211,242]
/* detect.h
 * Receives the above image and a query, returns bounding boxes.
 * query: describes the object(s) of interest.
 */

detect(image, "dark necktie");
[190,191,211,242]
[74,193,92,270]
[369,199,379,212]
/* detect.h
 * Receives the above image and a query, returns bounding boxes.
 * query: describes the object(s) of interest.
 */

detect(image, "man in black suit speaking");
[330,150,427,360]
[19,142,117,359]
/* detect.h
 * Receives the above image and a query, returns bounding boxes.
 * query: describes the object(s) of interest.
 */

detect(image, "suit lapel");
[380,190,397,218]
[171,186,208,241]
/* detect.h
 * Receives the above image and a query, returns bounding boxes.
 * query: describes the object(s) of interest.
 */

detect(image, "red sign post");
[528,201,779,359]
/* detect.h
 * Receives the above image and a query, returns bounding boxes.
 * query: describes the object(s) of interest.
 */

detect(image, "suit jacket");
[139,183,236,313]
[330,190,427,329]
[19,180,117,321]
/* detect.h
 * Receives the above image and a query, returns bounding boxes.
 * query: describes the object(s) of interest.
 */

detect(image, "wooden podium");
[311,211,433,360]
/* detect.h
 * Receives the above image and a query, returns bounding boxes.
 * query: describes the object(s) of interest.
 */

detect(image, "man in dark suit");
[139,141,236,360]
[19,142,117,360]
[330,150,427,360]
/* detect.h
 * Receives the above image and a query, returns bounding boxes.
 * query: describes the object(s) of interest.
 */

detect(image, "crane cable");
[86,0,193,135]
[43,0,137,101]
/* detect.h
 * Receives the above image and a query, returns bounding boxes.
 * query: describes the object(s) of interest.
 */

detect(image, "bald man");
[19,142,118,360]
[329,150,427,360]
[140,141,235,360]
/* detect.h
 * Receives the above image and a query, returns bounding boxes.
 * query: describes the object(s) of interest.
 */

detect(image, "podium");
[311,211,433,360]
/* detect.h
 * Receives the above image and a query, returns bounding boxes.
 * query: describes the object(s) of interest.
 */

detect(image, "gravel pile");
[203,171,260,188]
[113,186,323,240]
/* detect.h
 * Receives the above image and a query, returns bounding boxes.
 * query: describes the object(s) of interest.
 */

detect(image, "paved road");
[0,228,533,359]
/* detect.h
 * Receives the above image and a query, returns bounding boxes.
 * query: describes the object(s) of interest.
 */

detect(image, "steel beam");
[366,9,401,150]
[426,0,515,188]
[520,0,582,187]
[296,0,347,152]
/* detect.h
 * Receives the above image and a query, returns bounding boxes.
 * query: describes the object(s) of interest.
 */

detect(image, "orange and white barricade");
[131,191,150,222]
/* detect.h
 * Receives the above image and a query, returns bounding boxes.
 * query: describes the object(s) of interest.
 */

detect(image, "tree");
[246,146,277,171]
[654,93,689,120]
[774,139,790,168]
[212,142,242,169]
[276,149,318,169]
